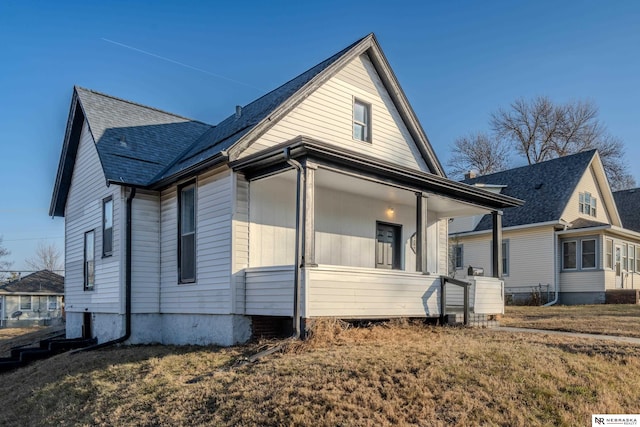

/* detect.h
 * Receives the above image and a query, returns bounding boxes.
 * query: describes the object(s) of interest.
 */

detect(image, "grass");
[502,304,640,338]
[1,319,640,426]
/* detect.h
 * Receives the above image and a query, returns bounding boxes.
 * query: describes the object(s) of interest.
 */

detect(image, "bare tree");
[489,97,634,190]
[0,236,13,281]
[447,132,510,179]
[25,241,64,273]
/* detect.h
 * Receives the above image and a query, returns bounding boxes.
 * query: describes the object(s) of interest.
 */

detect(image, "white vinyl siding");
[64,121,122,313]
[160,168,233,315]
[131,191,161,313]
[455,226,556,289]
[560,270,606,292]
[240,53,429,172]
[561,165,611,224]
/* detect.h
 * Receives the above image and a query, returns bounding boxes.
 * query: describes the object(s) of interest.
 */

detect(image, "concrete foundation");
[558,292,606,305]
[65,311,252,346]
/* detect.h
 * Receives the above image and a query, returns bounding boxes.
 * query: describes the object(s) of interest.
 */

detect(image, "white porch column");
[492,210,503,279]
[415,192,428,273]
[303,161,317,267]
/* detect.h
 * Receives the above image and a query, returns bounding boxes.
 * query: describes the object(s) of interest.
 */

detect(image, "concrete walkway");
[495,326,640,345]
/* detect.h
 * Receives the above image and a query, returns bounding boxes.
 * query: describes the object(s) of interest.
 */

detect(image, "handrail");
[440,276,472,326]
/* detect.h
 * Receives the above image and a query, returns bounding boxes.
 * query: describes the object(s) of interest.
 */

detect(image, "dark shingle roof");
[613,188,640,232]
[75,87,213,186]
[463,150,597,231]
[0,270,64,294]
[154,35,367,181]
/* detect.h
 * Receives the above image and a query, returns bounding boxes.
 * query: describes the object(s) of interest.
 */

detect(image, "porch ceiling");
[273,168,491,218]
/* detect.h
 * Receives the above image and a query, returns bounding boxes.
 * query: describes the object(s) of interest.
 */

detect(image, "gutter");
[76,187,136,352]
[544,230,560,307]
[283,148,303,339]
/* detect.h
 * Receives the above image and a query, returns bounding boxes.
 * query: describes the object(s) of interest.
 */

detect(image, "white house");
[49,34,520,346]
[450,150,640,305]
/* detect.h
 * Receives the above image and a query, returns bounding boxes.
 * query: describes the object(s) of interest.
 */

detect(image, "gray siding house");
[50,34,519,346]
[0,270,64,327]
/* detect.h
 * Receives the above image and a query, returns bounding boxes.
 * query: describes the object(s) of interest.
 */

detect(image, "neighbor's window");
[47,296,58,311]
[579,192,597,217]
[353,99,371,142]
[636,246,640,272]
[84,230,95,291]
[502,241,509,276]
[103,197,113,257]
[179,182,196,283]
[606,239,613,269]
[581,239,596,269]
[563,241,577,269]
[19,296,32,311]
[629,245,635,272]
[453,244,463,270]
[623,244,628,271]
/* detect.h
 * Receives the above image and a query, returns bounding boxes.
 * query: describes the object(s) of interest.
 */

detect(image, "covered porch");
[231,137,521,329]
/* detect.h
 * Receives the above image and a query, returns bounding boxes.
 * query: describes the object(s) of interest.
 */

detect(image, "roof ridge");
[468,149,596,181]
[74,86,213,126]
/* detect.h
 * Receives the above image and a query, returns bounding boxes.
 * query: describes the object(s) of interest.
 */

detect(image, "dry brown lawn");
[1,320,639,426]
[502,304,640,338]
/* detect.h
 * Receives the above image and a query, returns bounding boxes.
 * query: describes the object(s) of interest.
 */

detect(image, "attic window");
[353,99,371,142]
[579,192,597,217]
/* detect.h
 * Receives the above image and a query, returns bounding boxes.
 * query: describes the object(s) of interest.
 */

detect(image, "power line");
[101,38,264,91]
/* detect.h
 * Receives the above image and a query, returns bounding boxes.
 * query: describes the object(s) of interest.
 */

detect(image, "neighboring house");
[0,270,64,327]
[49,33,520,346]
[450,150,640,305]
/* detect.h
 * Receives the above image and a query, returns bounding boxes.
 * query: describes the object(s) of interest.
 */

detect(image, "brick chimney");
[464,170,477,180]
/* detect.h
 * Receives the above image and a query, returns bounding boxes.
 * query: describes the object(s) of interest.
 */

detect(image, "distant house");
[450,150,640,305]
[0,270,64,327]
[49,33,520,346]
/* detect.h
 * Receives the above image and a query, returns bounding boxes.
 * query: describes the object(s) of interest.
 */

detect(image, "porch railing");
[440,276,471,326]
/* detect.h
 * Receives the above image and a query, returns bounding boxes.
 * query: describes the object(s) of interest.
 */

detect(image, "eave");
[230,136,523,211]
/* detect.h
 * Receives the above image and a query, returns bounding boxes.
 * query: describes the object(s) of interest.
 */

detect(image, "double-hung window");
[452,244,463,270]
[353,99,371,142]
[579,192,597,217]
[563,241,577,269]
[629,245,635,272]
[581,239,596,269]
[103,197,113,257]
[636,246,640,272]
[623,244,628,271]
[605,239,613,269]
[20,296,32,311]
[179,182,196,283]
[84,230,95,290]
[48,296,58,311]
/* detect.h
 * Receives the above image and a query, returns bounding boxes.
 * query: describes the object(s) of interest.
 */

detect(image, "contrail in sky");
[101,38,263,91]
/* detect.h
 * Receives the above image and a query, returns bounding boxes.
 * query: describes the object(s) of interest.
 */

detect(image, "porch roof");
[230,136,523,212]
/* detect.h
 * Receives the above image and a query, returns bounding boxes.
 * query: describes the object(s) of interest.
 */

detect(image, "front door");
[615,245,622,288]
[376,222,401,270]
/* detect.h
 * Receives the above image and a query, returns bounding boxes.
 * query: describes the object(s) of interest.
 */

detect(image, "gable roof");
[613,188,640,232]
[0,270,64,295]
[50,33,447,216]
[463,150,597,231]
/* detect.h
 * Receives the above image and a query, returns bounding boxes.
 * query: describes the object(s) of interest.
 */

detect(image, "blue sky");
[1,0,639,271]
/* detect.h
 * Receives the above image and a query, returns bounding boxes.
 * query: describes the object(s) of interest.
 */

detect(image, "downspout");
[544,230,559,306]
[76,187,136,351]
[284,148,303,339]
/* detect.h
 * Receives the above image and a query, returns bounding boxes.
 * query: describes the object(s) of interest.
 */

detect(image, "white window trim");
[580,238,597,270]
[579,191,597,218]
[605,238,613,270]
[352,98,371,143]
[47,296,58,311]
[178,180,197,284]
[453,244,463,270]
